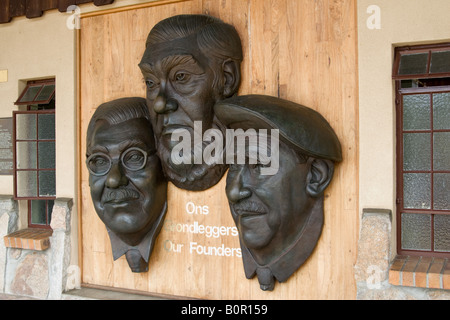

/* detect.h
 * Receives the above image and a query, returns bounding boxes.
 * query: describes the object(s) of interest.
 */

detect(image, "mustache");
[232,201,267,215]
[103,188,140,203]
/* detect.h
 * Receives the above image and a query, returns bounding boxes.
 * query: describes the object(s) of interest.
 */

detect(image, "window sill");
[3,228,52,251]
[389,255,450,290]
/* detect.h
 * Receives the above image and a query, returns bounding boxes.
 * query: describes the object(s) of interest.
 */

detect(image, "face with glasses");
[87,147,149,177]
[86,117,167,246]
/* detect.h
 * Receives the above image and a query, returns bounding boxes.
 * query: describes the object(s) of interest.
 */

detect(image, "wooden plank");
[0,0,113,22]
[92,0,114,6]
[0,0,11,23]
[26,0,43,18]
[79,0,359,300]
[9,0,26,17]
[41,0,59,11]
[58,0,77,12]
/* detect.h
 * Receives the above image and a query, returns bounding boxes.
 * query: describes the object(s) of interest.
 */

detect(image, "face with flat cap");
[226,139,311,251]
[226,140,325,265]
[216,94,341,270]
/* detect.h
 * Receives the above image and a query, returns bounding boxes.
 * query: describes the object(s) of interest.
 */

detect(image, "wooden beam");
[58,0,77,12]
[9,0,26,18]
[41,0,58,11]
[0,0,115,21]
[92,0,114,6]
[0,0,11,23]
[26,0,43,18]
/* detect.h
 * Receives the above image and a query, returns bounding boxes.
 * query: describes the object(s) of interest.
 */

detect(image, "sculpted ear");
[306,158,335,198]
[222,59,241,98]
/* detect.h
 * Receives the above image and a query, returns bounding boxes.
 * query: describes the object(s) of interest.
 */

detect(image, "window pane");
[39,171,55,197]
[433,92,450,130]
[433,132,450,170]
[38,142,55,169]
[403,173,431,209]
[16,114,36,140]
[401,213,432,251]
[398,53,429,75]
[16,171,37,197]
[30,200,47,225]
[35,84,55,102]
[403,133,431,171]
[434,174,450,210]
[434,214,450,252]
[403,94,431,130]
[38,114,55,140]
[18,85,42,103]
[16,141,37,169]
[430,51,450,74]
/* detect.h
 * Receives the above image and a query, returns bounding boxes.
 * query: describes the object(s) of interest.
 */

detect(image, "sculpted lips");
[161,124,192,136]
[103,188,140,205]
[232,201,267,218]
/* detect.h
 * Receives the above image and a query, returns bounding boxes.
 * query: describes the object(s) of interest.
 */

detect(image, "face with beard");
[86,117,167,246]
[139,15,242,191]
[140,49,227,191]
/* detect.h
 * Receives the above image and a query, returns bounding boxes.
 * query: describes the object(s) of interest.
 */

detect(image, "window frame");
[27,199,54,230]
[14,79,55,106]
[393,42,450,80]
[13,109,56,202]
[396,85,450,258]
[394,43,450,258]
[13,79,56,229]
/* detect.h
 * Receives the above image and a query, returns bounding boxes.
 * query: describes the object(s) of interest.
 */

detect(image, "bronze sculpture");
[86,97,168,273]
[84,14,344,291]
[139,14,243,191]
[214,95,342,291]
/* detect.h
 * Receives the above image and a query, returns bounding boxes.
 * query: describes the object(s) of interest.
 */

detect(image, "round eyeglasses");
[86,147,148,176]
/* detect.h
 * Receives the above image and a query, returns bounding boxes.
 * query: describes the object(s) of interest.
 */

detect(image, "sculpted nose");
[226,169,252,203]
[153,91,178,114]
[105,162,128,189]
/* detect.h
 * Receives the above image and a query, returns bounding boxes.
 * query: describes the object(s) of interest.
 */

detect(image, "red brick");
[443,260,450,290]
[389,256,407,286]
[415,257,432,288]
[3,228,52,251]
[428,258,445,289]
[401,256,420,287]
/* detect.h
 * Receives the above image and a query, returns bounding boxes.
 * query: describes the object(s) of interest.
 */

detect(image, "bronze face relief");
[86,97,168,273]
[214,95,342,291]
[139,14,243,191]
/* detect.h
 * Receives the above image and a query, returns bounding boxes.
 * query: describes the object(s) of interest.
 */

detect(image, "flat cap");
[214,95,342,162]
